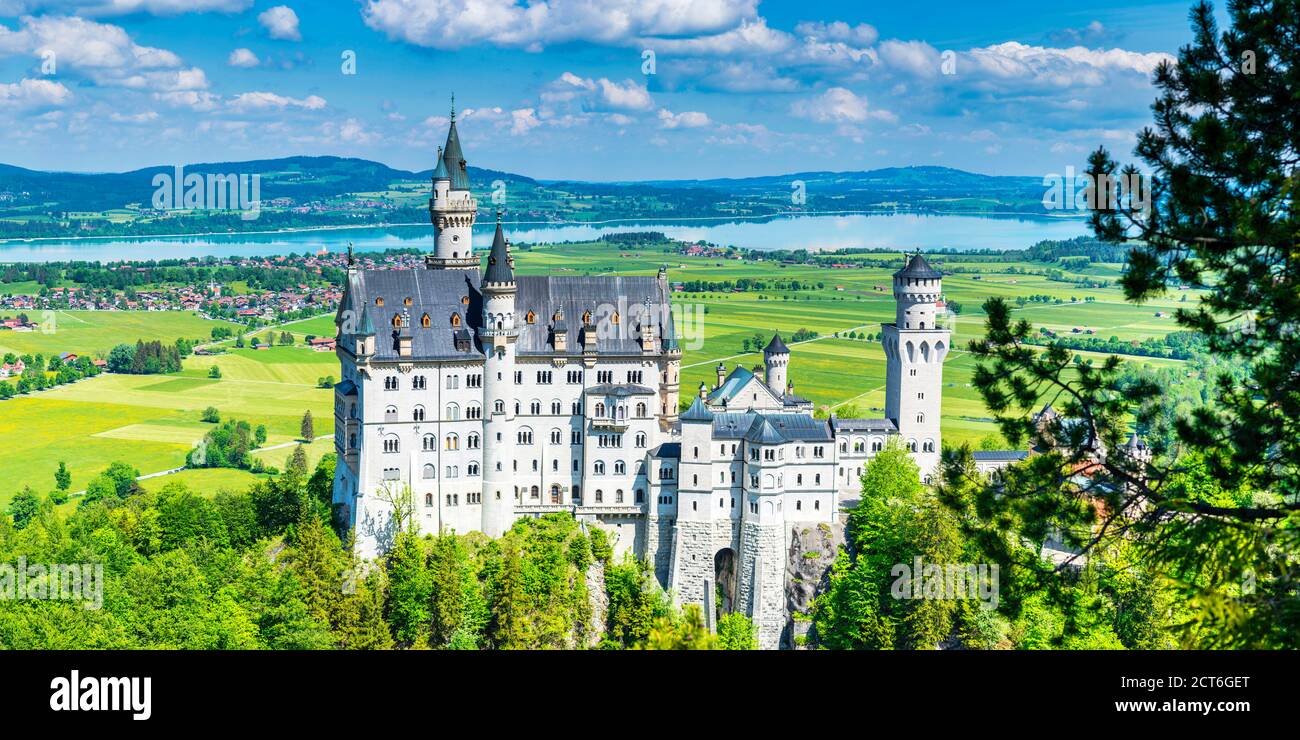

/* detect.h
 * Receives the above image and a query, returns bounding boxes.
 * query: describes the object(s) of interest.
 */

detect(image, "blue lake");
[0,212,1090,263]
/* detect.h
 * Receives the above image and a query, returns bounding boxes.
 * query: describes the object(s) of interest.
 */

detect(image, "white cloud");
[0,15,208,94]
[541,72,653,113]
[793,20,877,46]
[510,107,540,135]
[0,0,251,14]
[258,5,301,41]
[228,47,259,67]
[0,77,71,108]
[657,108,710,129]
[108,109,158,122]
[791,87,892,124]
[360,0,758,51]
[228,91,325,111]
[153,89,219,111]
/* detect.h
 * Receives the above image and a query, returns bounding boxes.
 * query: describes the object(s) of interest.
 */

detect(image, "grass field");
[0,310,243,358]
[0,242,1201,508]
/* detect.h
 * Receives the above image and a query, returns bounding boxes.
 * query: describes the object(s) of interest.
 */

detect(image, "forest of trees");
[0,455,754,650]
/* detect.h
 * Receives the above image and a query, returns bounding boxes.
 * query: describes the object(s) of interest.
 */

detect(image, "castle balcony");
[590,417,629,432]
[430,195,477,213]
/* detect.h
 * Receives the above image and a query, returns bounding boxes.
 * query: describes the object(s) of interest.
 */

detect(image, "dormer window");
[451,313,462,327]
[461,295,470,305]
[582,310,592,325]
[611,311,619,325]
[391,314,401,328]
[403,297,412,306]
[526,310,536,324]
[375,297,384,306]
[421,313,431,328]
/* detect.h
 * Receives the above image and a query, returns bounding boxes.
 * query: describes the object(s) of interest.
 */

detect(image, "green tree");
[7,486,42,529]
[384,530,432,646]
[300,410,315,442]
[54,461,71,492]
[717,612,757,649]
[961,1,1300,648]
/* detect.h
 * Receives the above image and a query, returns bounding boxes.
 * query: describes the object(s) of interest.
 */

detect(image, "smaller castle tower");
[479,215,518,536]
[762,333,790,397]
[427,97,479,271]
[882,254,949,477]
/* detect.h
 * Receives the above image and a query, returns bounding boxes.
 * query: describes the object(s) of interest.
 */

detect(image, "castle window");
[413,405,425,422]
[468,433,480,449]
[404,297,412,306]
[461,295,470,305]
[582,310,592,325]
[917,413,925,424]
[526,310,536,324]
[637,402,647,417]
[594,461,605,475]
[421,313,431,328]
[614,461,626,475]
[611,311,619,325]
[375,297,384,306]
[450,313,461,327]
[392,314,401,328]
[423,434,436,451]
[445,433,458,451]
[616,489,624,504]
[635,489,644,504]
[383,435,399,453]
[425,493,433,506]
[595,489,603,503]
[423,464,435,479]
[384,405,397,422]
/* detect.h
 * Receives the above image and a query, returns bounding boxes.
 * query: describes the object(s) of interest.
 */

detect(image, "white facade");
[331,118,974,647]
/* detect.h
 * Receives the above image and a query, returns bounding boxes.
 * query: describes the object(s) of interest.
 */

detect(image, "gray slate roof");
[337,268,678,361]
[972,450,1030,462]
[831,417,898,433]
[710,410,833,443]
[763,332,789,355]
[896,253,943,280]
[484,220,513,284]
[585,383,656,397]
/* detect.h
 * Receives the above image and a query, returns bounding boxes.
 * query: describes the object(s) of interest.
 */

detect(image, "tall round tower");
[427,100,479,271]
[479,216,518,536]
[881,254,949,478]
[762,332,790,396]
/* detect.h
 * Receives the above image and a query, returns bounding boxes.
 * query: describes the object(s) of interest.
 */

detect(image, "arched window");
[422,434,436,451]
[595,489,604,503]
[916,413,925,424]
[550,485,561,504]
[550,428,562,445]
[595,402,606,417]
[636,402,646,417]
[635,432,646,448]
[493,400,504,414]
[530,400,541,415]
[467,433,480,449]
[445,433,459,451]
[375,297,384,306]
[425,493,433,506]
[594,460,606,475]
[422,464,435,479]
[445,403,460,420]
[517,428,533,445]
[383,435,399,453]
[468,462,480,476]
[412,405,425,422]
[450,313,461,327]
[614,460,626,475]
[384,405,397,422]
[420,313,431,328]
[616,489,624,503]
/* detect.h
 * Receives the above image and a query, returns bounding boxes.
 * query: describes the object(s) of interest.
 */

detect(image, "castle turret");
[882,254,949,478]
[427,99,479,271]
[762,332,789,397]
[479,216,518,536]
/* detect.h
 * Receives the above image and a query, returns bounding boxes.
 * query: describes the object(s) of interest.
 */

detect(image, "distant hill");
[0,156,536,213]
[0,157,1053,239]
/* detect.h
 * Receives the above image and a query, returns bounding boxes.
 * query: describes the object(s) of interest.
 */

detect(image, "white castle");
[331,113,1002,648]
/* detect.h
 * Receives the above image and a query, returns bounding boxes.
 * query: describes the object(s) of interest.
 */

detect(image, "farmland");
[0,240,1200,508]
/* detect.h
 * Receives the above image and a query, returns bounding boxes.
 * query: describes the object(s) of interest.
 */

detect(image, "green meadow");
[0,310,242,358]
[0,241,1199,508]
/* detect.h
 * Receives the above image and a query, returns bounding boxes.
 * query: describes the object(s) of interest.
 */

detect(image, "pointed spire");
[432,144,449,181]
[442,97,469,190]
[763,332,790,355]
[484,210,514,285]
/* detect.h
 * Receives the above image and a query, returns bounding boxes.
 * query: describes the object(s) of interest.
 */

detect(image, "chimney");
[715,362,726,389]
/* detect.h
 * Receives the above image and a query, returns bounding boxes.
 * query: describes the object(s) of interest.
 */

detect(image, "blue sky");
[0,0,1211,180]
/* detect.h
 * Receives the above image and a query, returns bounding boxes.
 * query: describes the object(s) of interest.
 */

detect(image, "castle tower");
[479,216,518,536]
[427,100,479,271]
[882,254,949,477]
[762,333,790,397]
